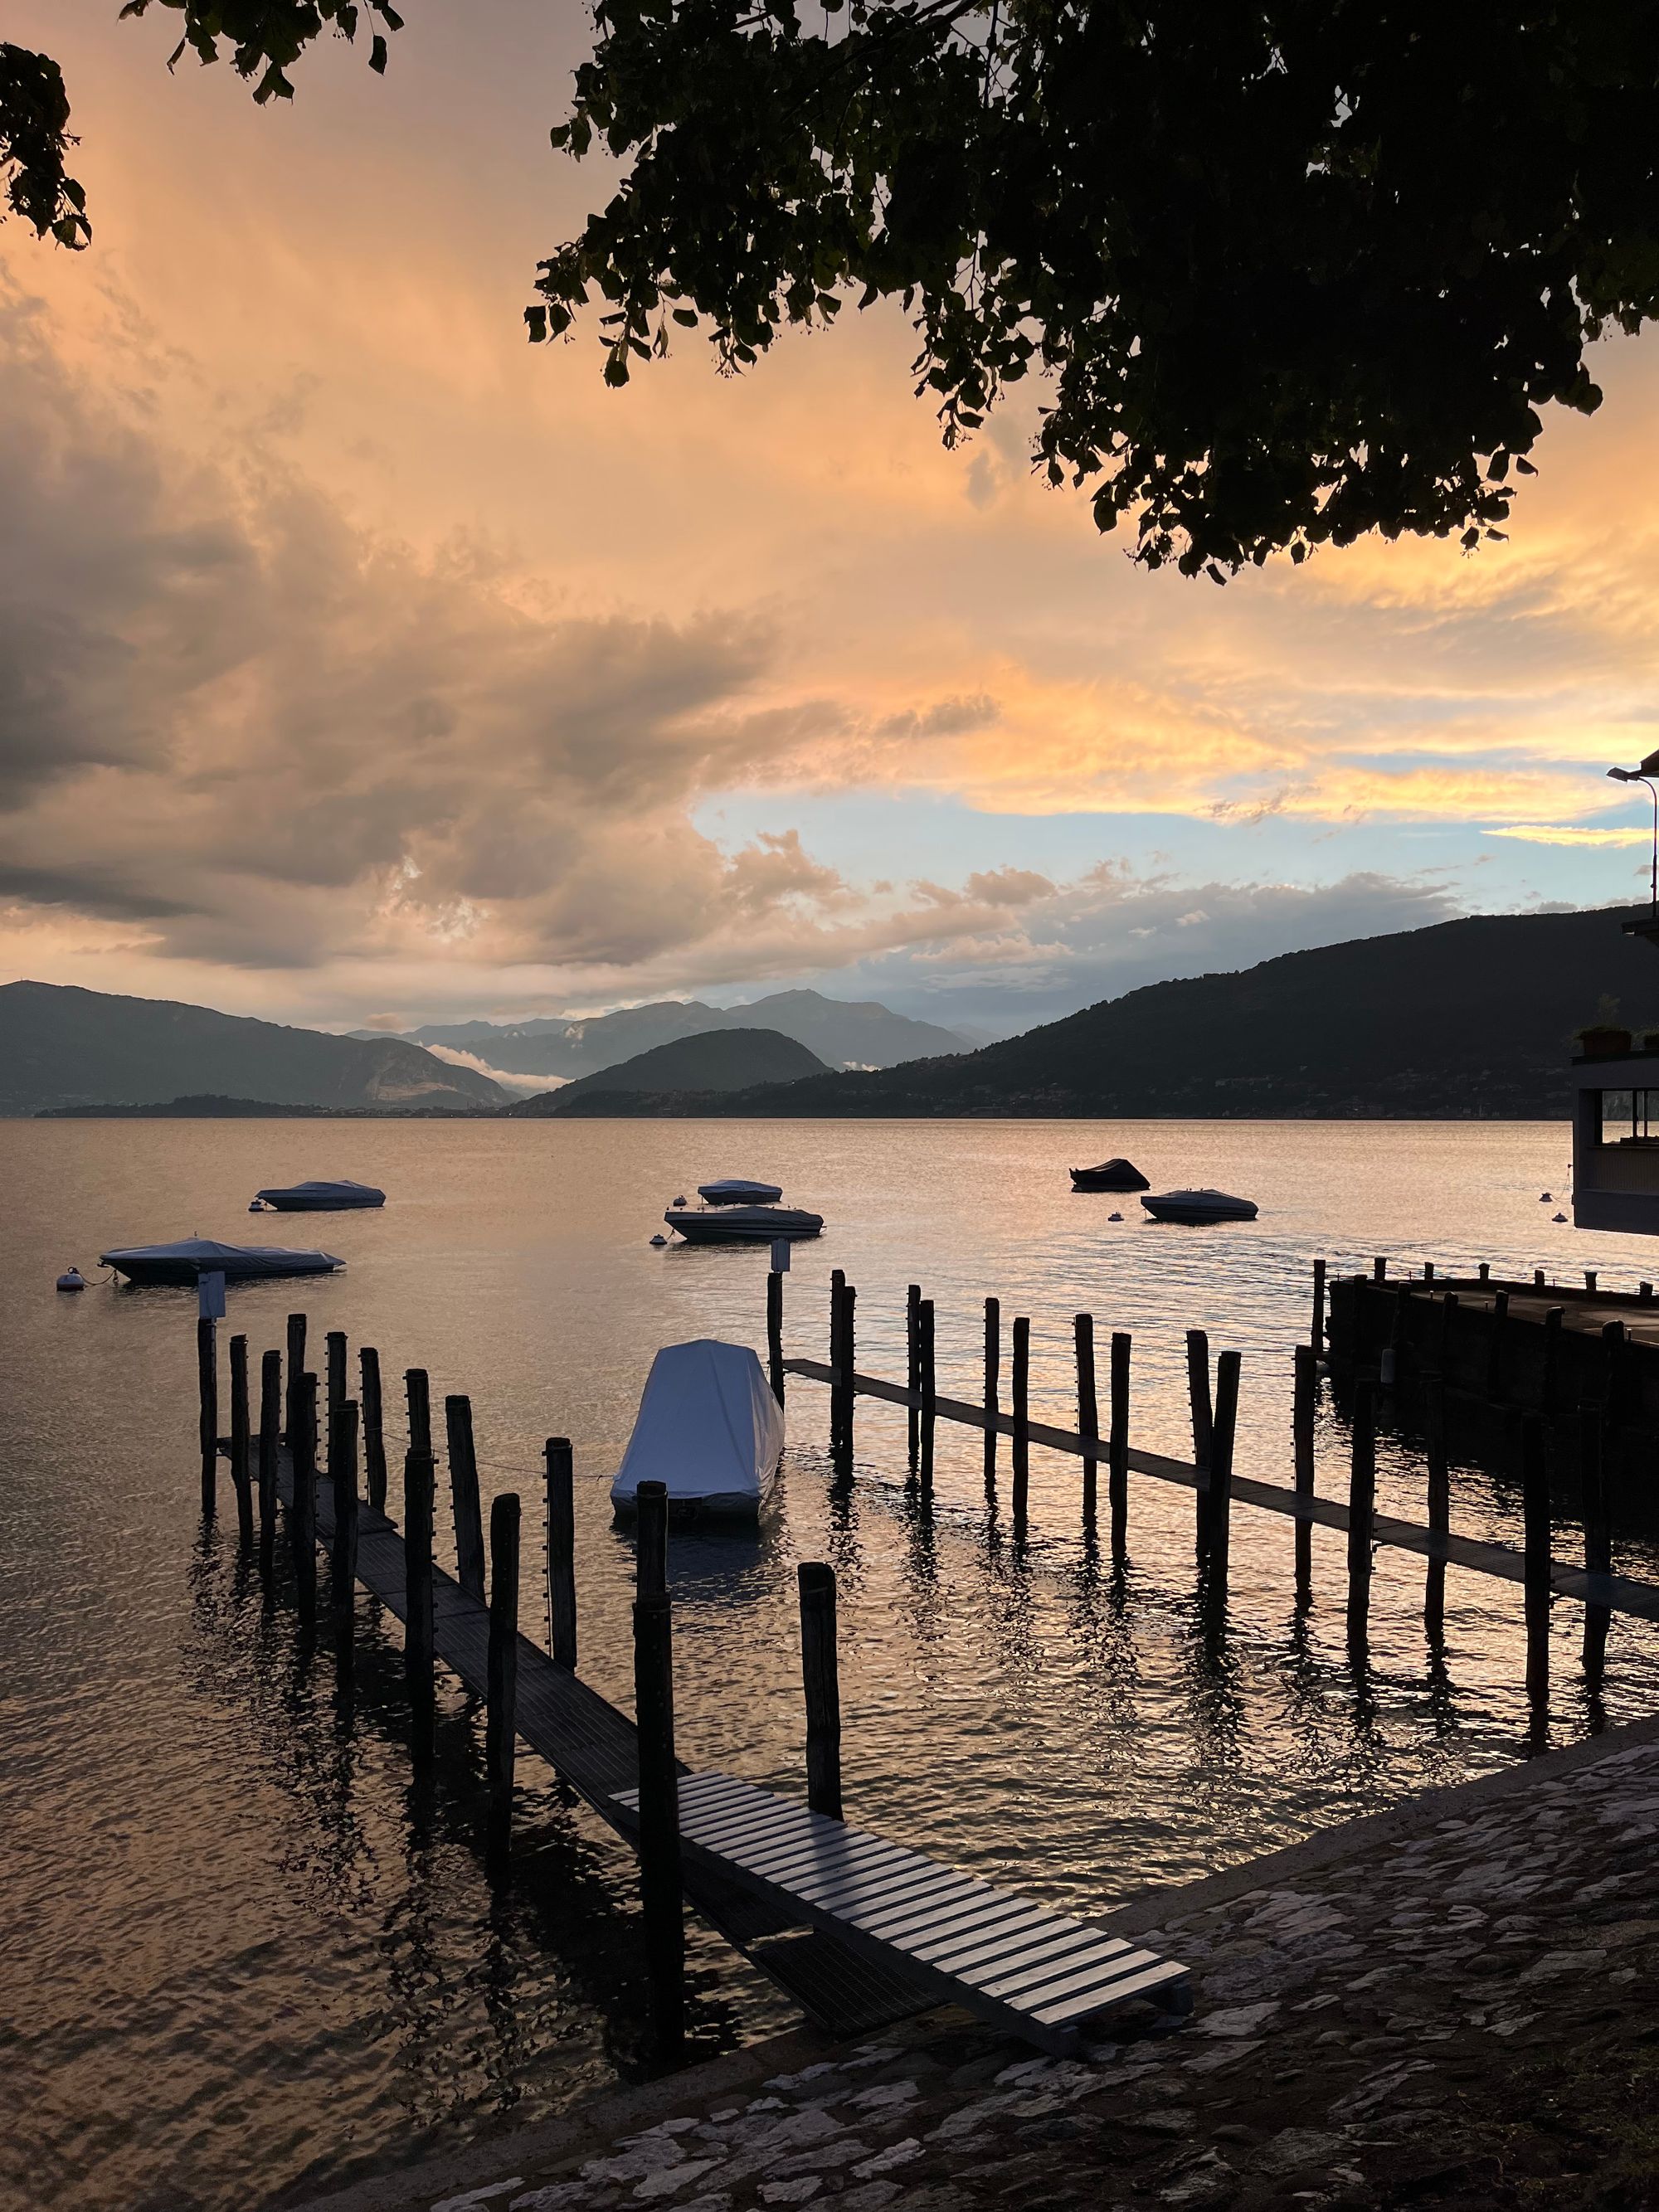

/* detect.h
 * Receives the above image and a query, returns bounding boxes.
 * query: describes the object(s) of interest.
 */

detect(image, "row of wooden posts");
[778,1266,1627,1707]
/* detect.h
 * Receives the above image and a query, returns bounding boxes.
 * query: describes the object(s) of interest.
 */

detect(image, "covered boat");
[99,1237,345,1286]
[254,1179,386,1211]
[1069,1158,1151,1193]
[610,1339,786,1519]
[1139,1189,1259,1225]
[698,1177,785,1206]
[667,1203,823,1244]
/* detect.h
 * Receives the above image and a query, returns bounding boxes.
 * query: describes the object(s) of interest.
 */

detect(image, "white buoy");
[56,1266,86,1292]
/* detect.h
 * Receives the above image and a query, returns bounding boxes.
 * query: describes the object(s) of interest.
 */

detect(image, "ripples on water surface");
[4,1115,1658,2210]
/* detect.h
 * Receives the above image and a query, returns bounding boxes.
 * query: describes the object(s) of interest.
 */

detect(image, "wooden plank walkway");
[615,1772,1189,2056]
[786,1359,1659,1625]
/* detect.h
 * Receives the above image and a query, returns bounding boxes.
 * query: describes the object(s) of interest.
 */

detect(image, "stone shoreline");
[290,1714,1659,2212]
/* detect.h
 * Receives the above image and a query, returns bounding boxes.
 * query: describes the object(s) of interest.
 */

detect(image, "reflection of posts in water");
[228,1332,253,1544]
[1292,1342,1316,1599]
[632,1590,684,2058]
[1582,1401,1611,1686]
[918,1298,936,1492]
[1186,1330,1213,1563]
[636,1480,668,1600]
[1345,1377,1375,1649]
[544,1436,577,1670]
[982,1296,1000,1492]
[1074,1313,1097,1530]
[445,1395,487,1603]
[258,1348,281,1548]
[360,1348,387,1511]
[197,1314,218,1518]
[330,1398,359,1604]
[1010,1316,1030,1524]
[1108,1330,1131,1565]
[487,1492,521,1820]
[1423,1370,1449,1641]
[1520,1413,1552,1715]
[797,1561,843,1818]
[907,1283,922,1467]
[403,1446,435,1729]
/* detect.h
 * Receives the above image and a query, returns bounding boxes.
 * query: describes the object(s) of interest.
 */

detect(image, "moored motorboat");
[666,1203,823,1244]
[1139,1189,1259,1225]
[610,1339,785,1519]
[99,1237,345,1286]
[698,1177,784,1206]
[1070,1157,1151,1192]
[254,1179,386,1211]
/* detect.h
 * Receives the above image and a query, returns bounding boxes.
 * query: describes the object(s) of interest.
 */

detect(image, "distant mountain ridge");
[502,1028,828,1115]
[1,981,505,1116]
[400,989,971,1077]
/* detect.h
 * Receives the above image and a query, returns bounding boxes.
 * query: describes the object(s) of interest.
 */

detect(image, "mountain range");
[502,1028,829,1115]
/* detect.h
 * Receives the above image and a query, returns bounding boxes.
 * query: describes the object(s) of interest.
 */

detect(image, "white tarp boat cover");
[97,1237,344,1283]
[698,1178,784,1205]
[610,1339,786,1516]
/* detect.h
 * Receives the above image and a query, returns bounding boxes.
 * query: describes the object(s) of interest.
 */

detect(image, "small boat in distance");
[666,1202,824,1244]
[1070,1158,1151,1193]
[1140,1189,1259,1225]
[99,1237,345,1286]
[254,1179,386,1211]
[698,1177,785,1206]
[610,1339,785,1519]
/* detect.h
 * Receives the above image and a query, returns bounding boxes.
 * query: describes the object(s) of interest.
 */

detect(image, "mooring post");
[1292,1341,1315,1595]
[982,1296,1000,1490]
[285,1312,307,1458]
[919,1297,937,1490]
[1075,1313,1099,1529]
[907,1283,922,1467]
[632,1589,685,2055]
[329,1398,360,1602]
[637,1477,669,1599]
[228,1333,253,1543]
[1521,1413,1551,1710]
[1424,1262,1436,1283]
[841,1281,858,1455]
[1601,1319,1627,1435]
[404,1445,435,1699]
[1541,1305,1564,1417]
[1533,1268,1545,1291]
[444,1394,487,1602]
[257,1348,280,1544]
[1108,1330,1131,1563]
[325,1331,347,1470]
[544,1436,577,1670]
[487,1492,521,1816]
[1311,1257,1326,1362]
[1187,1328,1214,1562]
[1425,1371,1449,1641]
[1582,1400,1611,1685]
[197,1313,218,1516]
[1437,1290,1458,1378]
[1346,1378,1376,1644]
[1585,1270,1598,1294]
[829,1270,846,1452]
[360,1349,387,1511]
[1478,1262,1491,1285]
[293,1370,319,1613]
[1485,1290,1510,1404]
[1010,1315,1031,1520]
[766,1269,785,1406]
[797,1561,843,1817]
[1642,1281,1654,1305]
[1372,1256,1387,1284]
[1204,1350,1240,1613]
[406,1367,432,1461]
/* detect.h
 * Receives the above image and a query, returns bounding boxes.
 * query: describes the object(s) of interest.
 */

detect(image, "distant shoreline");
[29,1096,1569,1124]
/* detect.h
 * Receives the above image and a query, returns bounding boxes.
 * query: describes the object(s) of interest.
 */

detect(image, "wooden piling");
[1521,1413,1551,1709]
[919,1298,937,1490]
[1074,1313,1098,1528]
[544,1436,577,1670]
[907,1283,922,1466]
[293,1370,319,1611]
[257,1348,280,1542]
[326,1330,347,1466]
[1582,1401,1611,1684]
[1533,1268,1546,1291]
[1602,1319,1627,1433]
[1541,1305,1564,1417]
[1585,1270,1598,1294]
[636,1478,668,1599]
[829,1270,847,1453]
[360,1348,387,1511]
[1346,1378,1376,1643]
[1010,1316,1030,1519]
[285,1313,307,1461]
[1424,1372,1449,1641]
[197,1315,218,1516]
[1372,1256,1387,1283]
[840,1281,857,1455]
[487,1492,521,1814]
[1108,1330,1131,1562]
[632,1590,685,2054]
[982,1296,1000,1489]
[1311,1258,1326,1361]
[228,1332,253,1543]
[1423,1262,1436,1283]
[444,1393,486,1602]
[797,1562,843,1818]
[1437,1290,1458,1373]
[1478,1262,1491,1284]
[1485,1289,1510,1404]
[1187,1329,1214,1562]
[1204,1350,1240,1610]
[404,1446,435,1695]
[406,1367,432,1461]
[1292,1342,1315,1594]
[766,1270,786,1406]
[329,1398,359,1602]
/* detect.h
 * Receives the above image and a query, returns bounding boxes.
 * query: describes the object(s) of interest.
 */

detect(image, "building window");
[1600,1089,1659,1143]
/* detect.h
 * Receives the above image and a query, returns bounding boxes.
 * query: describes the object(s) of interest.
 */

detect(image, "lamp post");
[1608,762,1659,921]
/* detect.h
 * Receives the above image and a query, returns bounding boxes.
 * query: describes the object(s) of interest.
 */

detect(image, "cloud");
[1485,824,1653,847]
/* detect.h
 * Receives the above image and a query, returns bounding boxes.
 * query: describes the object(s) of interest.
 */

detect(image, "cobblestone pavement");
[370,1734,1659,2212]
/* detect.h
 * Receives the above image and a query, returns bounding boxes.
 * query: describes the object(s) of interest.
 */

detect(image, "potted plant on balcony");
[1577,1023,1633,1057]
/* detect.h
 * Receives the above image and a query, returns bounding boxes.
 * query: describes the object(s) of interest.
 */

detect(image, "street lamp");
[1608,754,1659,920]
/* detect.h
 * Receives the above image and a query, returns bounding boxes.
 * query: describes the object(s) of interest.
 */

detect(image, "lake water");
[6,1116,1659,2212]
